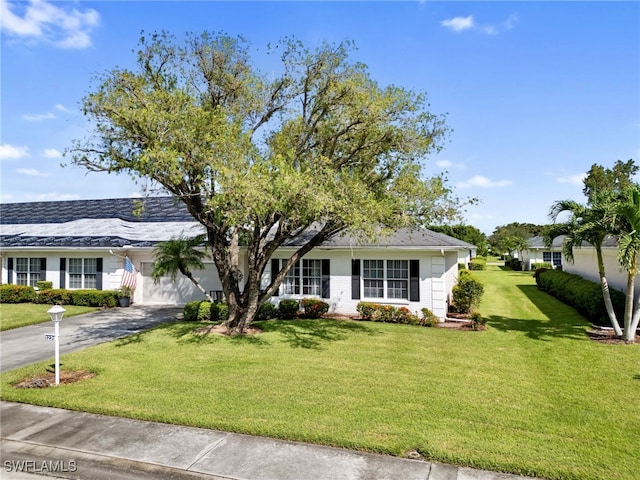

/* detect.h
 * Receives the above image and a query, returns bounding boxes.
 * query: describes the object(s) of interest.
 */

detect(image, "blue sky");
[1,1,638,234]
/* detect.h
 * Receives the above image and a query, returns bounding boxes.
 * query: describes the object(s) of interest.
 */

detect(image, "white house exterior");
[522,236,565,270]
[0,198,475,320]
[523,234,638,298]
[562,236,639,299]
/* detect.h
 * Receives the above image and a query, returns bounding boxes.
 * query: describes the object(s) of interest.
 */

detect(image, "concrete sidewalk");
[1,402,537,480]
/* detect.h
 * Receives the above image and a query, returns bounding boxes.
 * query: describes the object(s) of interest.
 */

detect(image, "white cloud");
[441,14,518,35]
[17,168,51,177]
[441,16,474,32]
[22,111,55,121]
[0,0,100,49]
[43,148,62,158]
[0,143,30,160]
[457,175,513,189]
[29,192,80,201]
[436,159,465,170]
[55,103,71,113]
[556,173,586,185]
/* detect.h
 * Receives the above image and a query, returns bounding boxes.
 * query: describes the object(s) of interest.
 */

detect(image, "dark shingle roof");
[0,197,475,250]
[0,197,191,224]
[284,227,475,249]
[0,235,156,248]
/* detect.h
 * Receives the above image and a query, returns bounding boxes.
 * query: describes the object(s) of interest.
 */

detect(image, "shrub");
[300,298,329,319]
[256,302,278,321]
[184,300,212,321]
[36,281,53,290]
[421,308,440,327]
[452,271,484,314]
[458,263,467,271]
[277,299,300,319]
[536,269,625,327]
[468,257,486,271]
[356,302,378,321]
[0,284,36,303]
[531,262,553,271]
[70,290,118,307]
[506,258,523,271]
[210,302,229,322]
[469,312,486,330]
[35,289,73,305]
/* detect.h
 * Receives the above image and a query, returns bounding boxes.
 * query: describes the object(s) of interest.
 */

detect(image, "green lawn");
[2,268,639,480]
[0,304,99,331]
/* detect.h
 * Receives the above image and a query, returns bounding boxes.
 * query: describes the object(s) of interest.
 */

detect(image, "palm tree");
[612,185,640,342]
[547,195,622,336]
[151,234,213,302]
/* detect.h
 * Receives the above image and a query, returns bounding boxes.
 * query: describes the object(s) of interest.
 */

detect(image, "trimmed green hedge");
[300,298,329,319]
[1,285,117,307]
[0,285,36,303]
[35,289,117,307]
[536,269,625,326]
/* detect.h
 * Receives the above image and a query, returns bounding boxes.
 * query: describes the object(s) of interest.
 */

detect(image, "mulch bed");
[193,324,262,336]
[586,329,633,345]
[14,370,96,389]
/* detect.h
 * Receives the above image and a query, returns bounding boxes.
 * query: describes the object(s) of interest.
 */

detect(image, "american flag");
[121,256,137,290]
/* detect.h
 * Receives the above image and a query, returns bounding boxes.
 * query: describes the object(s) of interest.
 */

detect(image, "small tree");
[612,184,640,342]
[151,234,213,302]
[451,270,484,314]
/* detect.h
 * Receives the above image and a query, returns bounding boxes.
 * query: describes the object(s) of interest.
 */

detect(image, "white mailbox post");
[47,305,66,385]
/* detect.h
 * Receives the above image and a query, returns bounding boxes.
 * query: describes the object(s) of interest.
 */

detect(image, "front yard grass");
[1,269,639,480]
[0,304,99,331]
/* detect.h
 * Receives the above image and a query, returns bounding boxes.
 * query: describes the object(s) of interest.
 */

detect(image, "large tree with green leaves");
[69,32,466,333]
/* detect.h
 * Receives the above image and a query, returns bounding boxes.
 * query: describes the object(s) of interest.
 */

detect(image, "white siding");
[565,247,638,298]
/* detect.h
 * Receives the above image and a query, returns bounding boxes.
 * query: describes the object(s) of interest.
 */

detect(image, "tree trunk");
[596,248,623,336]
[181,269,214,302]
[622,262,637,343]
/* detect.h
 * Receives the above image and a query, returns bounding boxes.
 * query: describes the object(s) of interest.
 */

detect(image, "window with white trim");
[543,252,562,267]
[302,259,322,295]
[68,258,97,289]
[281,261,300,295]
[15,258,41,287]
[363,259,408,300]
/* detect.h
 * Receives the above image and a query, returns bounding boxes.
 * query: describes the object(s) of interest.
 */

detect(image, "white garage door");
[141,262,222,305]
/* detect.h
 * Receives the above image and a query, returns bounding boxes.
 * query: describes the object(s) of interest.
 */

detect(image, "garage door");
[141,262,222,305]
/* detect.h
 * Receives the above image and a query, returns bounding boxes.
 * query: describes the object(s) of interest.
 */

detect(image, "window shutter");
[321,259,330,299]
[409,259,420,302]
[96,258,103,290]
[59,258,66,289]
[7,258,13,284]
[40,258,47,283]
[351,259,361,300]
[271,258,280,297]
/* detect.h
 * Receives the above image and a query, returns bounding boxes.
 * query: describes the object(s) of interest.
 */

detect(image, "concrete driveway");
[1,305,182,373]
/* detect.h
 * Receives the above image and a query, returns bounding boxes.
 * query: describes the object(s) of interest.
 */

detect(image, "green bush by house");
[300,298,329,319]
[451,270,484,314]
[535,269,625,326]
[0,285,37,303]
[1,285,116,307]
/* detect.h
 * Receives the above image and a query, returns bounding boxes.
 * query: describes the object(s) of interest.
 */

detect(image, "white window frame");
[363,259,408,300]
[15,257,41,287]
[68,258,98,289]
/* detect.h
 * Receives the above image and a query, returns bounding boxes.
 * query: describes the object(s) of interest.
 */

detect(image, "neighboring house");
[0,197,476,319]
[523,234,638,298]
[562,235,638,298]
[522,236,565,270]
